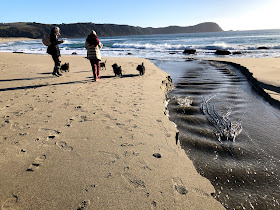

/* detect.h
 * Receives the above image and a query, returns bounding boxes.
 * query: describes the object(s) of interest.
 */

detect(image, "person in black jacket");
[47,27,64,76]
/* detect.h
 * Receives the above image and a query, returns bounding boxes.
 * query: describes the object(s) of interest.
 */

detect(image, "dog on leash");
[100,60,106,70]
[112,63,122,77]
[60,63,70,72]
[136,62,145,75]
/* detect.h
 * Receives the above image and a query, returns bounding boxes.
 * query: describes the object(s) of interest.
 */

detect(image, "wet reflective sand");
[154,60,280,209]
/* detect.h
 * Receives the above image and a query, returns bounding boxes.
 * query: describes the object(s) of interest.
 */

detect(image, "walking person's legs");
[96,60,100,79]
[90,59,98,81]
[52,55,61,76]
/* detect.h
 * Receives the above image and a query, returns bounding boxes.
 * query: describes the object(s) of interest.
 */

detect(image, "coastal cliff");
[0,22,223,38]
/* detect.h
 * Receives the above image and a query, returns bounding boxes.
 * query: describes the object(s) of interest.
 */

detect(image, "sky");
[0,0,280,31]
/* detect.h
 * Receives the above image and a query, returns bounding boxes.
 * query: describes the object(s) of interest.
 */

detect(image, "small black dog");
[112,63,122,77]
[136,62,145,76]
[100,60,106,71]
[60,63,70,72]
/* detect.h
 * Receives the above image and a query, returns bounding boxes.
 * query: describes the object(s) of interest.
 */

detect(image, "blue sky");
[0,0,279,31]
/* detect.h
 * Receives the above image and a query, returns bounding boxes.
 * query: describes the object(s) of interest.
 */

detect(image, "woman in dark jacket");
[47,27,64,76]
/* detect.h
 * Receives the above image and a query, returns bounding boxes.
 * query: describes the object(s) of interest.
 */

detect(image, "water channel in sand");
[153,59,280,209]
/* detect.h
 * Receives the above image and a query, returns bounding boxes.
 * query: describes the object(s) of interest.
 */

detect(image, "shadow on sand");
[259,82,280,94]
[0,79,93,92]
[100,74,140,79]
[0,71,141,92]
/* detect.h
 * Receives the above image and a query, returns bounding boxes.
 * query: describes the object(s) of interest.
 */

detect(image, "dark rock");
[72,52,77,55]
[215,50,231,55]
[183,49,196,54]
[233,51,242,55]
[185,57,195,62]
[169,52,176,55]
[127,53,133,55]
[153,153,162,158]
[176,132,179,144]
[258,46,269,50]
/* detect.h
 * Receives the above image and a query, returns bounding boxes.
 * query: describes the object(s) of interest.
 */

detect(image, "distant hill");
[0,22,223,38]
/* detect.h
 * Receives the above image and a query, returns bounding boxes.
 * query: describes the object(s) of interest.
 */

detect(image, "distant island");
[0,22,223,38]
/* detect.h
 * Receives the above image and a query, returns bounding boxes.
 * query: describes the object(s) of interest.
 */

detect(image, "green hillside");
[0,22,223,38]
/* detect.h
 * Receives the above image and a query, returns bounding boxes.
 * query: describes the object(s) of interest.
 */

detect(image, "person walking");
[47,26,64,77]
[85,30,103,81]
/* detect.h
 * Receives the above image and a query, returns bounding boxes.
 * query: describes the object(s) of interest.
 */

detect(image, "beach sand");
[209,58,280,103]
[0,51,224,209]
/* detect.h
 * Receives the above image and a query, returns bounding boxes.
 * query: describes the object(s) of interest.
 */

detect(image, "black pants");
[52,55,61,68]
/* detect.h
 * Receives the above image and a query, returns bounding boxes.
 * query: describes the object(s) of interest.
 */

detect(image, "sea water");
[154,60,280,209]
[1,30,280,209]
[1,29,280,59]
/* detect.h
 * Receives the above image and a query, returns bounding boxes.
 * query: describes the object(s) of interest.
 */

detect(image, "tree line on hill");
[0,22,223,38]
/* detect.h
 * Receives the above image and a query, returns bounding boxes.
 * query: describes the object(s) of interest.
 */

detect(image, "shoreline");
[0,52,224,209]
[208,58,280,107]
[0,37,34,44]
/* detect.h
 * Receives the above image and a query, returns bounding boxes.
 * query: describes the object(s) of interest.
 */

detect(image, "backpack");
[42,34,51,46]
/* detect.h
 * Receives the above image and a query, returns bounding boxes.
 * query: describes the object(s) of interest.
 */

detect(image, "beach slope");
[0,52,224,209]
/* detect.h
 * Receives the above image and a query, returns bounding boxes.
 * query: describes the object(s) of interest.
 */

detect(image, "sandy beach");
[0,48,224,210]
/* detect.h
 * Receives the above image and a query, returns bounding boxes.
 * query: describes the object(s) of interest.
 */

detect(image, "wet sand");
[164,59,280,209]
[209,58,280,103]
[0,51,224,209]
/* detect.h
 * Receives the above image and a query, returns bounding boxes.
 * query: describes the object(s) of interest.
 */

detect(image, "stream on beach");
[153,60,280,209]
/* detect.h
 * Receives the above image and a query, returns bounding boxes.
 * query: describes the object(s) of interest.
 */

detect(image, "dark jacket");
[86,34,99,47]
[47,32,63,57]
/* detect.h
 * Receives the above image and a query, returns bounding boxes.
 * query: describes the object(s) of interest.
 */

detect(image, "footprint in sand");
[193,187,210,197]
[120,143,134,147]
[121,173,146,189]
[26,154,46,172]
[56,141,73,151]
[97,151,120,165]
[38,128,61,135]
[19,149,27,154]
[84,184,96,193]
[77,200,90,210]
[151,201,157,208]
[172,177,188,195]
[1,194,18,210]
[79,115,92,122]
[124,151,140,157]
[66,118,75,127]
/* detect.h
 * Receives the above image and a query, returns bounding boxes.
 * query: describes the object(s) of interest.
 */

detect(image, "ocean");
[1,30,280,209]
[1,29,280,59]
